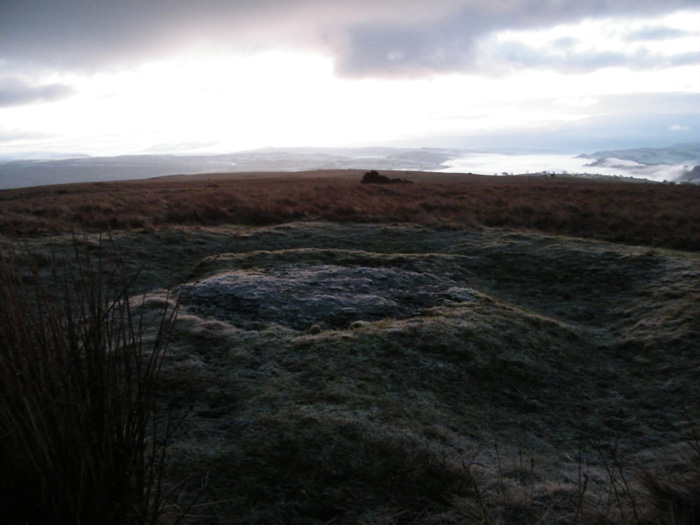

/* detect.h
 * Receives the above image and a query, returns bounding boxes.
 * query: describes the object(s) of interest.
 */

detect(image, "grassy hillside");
[1,170,699,250]
[1,172,699,524]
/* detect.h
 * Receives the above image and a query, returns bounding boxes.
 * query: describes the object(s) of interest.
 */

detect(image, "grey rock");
[180,263,477,331]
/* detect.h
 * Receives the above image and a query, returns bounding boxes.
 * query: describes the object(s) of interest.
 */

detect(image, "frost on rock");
[180,264,476,330]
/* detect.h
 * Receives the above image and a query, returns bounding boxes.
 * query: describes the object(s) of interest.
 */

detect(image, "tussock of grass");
[0,237,178,524]
[640,466,700,525]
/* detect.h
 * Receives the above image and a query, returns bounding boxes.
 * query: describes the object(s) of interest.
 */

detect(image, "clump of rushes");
[640,468,700,525]
[0,236,178,525]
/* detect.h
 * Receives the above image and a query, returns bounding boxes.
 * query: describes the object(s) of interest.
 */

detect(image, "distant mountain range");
[1,143,698,189]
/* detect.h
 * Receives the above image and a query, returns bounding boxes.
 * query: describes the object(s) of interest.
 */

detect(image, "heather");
[1,171,698,251]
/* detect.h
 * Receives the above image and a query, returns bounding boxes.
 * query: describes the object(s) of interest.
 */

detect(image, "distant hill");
[0,148,461,189]
[679,165,700,184]
[3,144,698,190]
[577,143,699,183]
[578,142,699,166]
[0,152,90,163]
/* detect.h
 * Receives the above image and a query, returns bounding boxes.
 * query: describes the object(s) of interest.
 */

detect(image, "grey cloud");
[0,0,696,77]
[667,51,700,67]
[330,0,696,76]
[142,141,219,154]
[552,37,579,49]
[625,25,693,41]
[333,23,480,77]
[490,40,699,72]
[0,78,75,107]
[0,128,51,144]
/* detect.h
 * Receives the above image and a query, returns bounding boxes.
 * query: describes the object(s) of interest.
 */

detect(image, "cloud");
[141,141,220,154]
[0,127,52,144]
[328,1,698,77]
[403,92,700,152]
[625,25,693,41]
[486,39,698,72]
[0,0,696,77]
[554,97,599,108]
[332,23,480,77]
[0,78,75,107]
[669,124,690,131]
[552,37,579,49]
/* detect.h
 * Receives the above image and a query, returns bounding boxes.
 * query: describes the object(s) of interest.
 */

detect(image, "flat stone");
[181,264,475,330]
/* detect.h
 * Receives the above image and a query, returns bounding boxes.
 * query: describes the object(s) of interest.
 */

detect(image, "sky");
[1,0,698,158]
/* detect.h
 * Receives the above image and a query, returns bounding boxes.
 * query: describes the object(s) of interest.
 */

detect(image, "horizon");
[0,139,698,160]
[1,142,698,191]
[1,1,698,160]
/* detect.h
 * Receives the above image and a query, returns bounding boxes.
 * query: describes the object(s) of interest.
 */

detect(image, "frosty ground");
[12,219,699,524]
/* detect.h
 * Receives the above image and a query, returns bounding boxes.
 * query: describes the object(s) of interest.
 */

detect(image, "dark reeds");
[0,236,178,524]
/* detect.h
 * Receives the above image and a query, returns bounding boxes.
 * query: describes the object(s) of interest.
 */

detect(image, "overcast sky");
[1,0,698,157]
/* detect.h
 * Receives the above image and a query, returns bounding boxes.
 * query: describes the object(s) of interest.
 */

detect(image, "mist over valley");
[1,143,698,189]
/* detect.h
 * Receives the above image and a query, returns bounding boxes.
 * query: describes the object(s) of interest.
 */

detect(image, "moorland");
[1,170,699,524]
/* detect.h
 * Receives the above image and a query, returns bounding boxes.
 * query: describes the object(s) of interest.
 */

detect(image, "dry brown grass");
[1,171,699,250]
